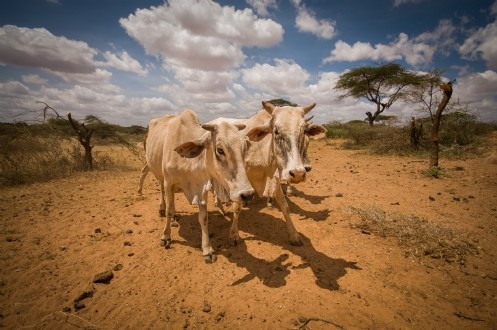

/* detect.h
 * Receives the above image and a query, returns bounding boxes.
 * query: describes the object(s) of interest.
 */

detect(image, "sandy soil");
[1,135,496,329]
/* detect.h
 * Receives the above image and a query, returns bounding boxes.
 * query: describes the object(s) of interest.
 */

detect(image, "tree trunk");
[410,117,423,150]
[68,113,94,171]
[430,82,453,168]
[366,112,374,125]
[366,103,386,126]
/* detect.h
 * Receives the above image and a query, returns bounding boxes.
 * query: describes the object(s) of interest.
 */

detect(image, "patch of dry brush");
[346,206,479,263]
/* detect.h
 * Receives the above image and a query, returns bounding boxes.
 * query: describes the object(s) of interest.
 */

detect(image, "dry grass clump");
[0,136,129,186]
[346,206,478,263]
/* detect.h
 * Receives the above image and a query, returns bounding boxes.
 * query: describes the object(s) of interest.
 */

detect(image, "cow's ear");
[246,121,271,142]
[174,132,210,158]
[305,123,327,139]
[302,103,316,115]
[262,101,276,114]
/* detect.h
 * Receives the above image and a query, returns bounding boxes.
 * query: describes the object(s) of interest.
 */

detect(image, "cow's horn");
[302,103,316,114]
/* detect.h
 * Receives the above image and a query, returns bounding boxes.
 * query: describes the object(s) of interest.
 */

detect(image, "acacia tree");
[334,63,425,125]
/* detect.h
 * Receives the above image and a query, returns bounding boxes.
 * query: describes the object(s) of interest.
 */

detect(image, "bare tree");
[68,113,94,171]
[34,102,95,171]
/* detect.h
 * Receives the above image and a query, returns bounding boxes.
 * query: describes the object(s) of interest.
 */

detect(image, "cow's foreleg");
[160,184,174,249]
[228,201,242,246]
[199,204,216,263]
[274,184,303,246]
[158,181,166,217]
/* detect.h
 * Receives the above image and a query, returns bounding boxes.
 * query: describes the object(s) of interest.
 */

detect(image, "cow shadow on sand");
[174,197,360,291]
[275,186,331,222]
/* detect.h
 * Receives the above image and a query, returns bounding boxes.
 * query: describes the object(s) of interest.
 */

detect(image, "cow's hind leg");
[160,183,174,249]
[137,164,149,195]
[274,184,303,246]
[228,201,242,246]
[199,204,216,263]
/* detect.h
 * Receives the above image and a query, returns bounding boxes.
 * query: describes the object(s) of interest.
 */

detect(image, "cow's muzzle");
[239,189,255,203]
[289,169,306,183]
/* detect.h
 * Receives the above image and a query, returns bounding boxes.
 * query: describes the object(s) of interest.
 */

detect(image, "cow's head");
[174,122,268,202]
[260,101,327,183]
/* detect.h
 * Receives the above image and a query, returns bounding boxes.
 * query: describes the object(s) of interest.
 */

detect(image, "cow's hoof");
[160,238,172,249]
[204,253,217,264]
[290,237,304,246]
[228,237,239,247]
[171,221,179,228]
[159,210,166,217]
[266,203,274,209]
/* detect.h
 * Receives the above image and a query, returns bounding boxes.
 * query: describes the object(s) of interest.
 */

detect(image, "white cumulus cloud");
[98,51,148,76]
[323,32,436,67]
[242,58,310,95]
[459,20,497,70]
[0,25,97,74]
[295,6,336,40]
[119,0,283,72]
[246,0,277,16]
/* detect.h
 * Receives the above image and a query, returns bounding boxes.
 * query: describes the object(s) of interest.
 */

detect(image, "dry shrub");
[0,135,75,185]
[0,135,133,186]
[346,206,478,263]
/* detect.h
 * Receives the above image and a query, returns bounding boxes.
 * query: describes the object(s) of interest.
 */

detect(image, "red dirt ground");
[1,135,496,329]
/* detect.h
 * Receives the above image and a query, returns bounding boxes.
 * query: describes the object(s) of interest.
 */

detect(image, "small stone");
[202,304,211,313]
[124,241,132,246]
[429,196,435,201]
[128,253,135,257]
[453,197,460,202]
[215,312,225,322]
[62,306,71,313]
[126,229,133,234]
[94,228,101,234]
[74,289,94,302]
[93,270,114,284]
[113,263,123,271]
[298,316,307,323]
[335,193,343,197]
[74,301,85,310]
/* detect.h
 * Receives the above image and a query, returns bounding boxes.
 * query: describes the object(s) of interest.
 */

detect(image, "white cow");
[227,101,326,246]
[144,109,268,263]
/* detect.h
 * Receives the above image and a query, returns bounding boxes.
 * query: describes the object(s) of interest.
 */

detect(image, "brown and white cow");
[144,109,268,262]
[228,101,327,246]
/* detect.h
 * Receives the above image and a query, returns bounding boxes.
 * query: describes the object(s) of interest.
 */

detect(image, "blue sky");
[1,0,496,126]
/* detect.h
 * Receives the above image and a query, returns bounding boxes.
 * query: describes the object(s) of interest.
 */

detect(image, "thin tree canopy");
[334,63,426,125]
[267,98,297,107]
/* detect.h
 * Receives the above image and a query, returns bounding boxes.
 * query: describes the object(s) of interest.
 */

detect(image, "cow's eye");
[216,147,225,156]
[274,128,279,135]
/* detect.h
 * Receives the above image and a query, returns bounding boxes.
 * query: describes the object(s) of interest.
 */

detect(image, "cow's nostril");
[304,165,312,172]
[290,171,295,178]
[240,191,254,202]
